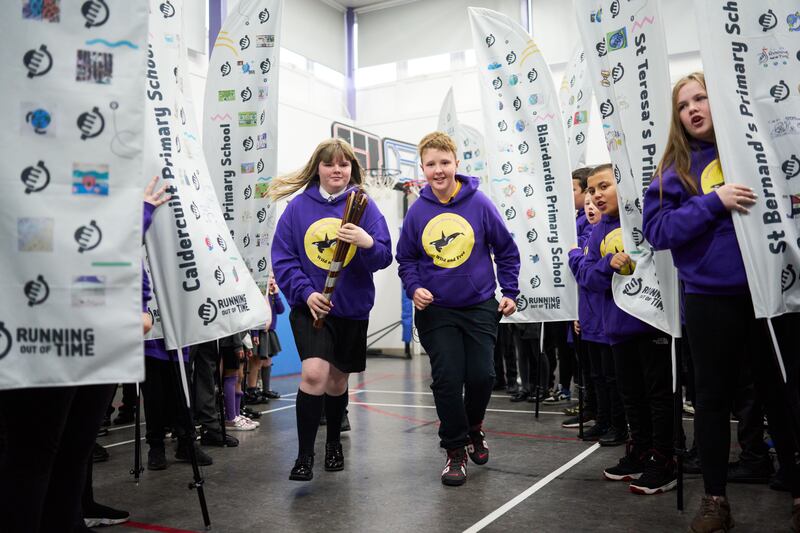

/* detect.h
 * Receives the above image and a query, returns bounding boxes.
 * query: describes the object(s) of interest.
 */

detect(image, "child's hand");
[144,175,171,207]
[715,184,756,214]
[337,223,374,249]
[610,252,632,271]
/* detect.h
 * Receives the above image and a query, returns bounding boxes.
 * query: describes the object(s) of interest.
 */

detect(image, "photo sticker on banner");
[257,85,268,100]
[241,162,254,173]
[257,132,267,149]
[23,0,61,22]
[18,217,54,252]
[76,50,113,83]
[255,177,271,198]
[22,104,53,136]
[238,60,256,75]
[256,34,274,47]
[607,28,627,51]
[72,163,109,196]
[71,275,106,307]
[239,111,257,127]
[218,89,235,101]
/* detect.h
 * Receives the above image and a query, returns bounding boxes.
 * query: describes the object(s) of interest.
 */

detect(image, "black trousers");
[416,298,499,449]
[685,293,800,496]
[544,321,570,389]
[141,357,195,447]
[512,323,544,393]
[493,323,516,387]
[0,384,114,533]
[586,340,624,429]
[611,333,673,456]
[190,341,221,432]
[574,334,597,415]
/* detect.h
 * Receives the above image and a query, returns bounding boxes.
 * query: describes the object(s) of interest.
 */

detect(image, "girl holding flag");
[643,72,800,532]
[270,139,392,482]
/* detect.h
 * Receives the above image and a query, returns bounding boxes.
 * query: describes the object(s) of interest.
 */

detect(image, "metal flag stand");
[168,349,212,530]
[129,383,144,483]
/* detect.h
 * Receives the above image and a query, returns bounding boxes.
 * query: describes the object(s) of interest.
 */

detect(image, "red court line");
[122,521,199,533]
[350,372,398,390]
[354,404,581,442]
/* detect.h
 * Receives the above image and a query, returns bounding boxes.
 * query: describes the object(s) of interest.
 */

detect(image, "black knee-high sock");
[260,365,271,393]
[325,391,349,443]
[296,389,324,456]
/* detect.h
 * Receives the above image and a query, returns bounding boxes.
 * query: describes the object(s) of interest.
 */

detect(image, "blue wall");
[270,294,301,377]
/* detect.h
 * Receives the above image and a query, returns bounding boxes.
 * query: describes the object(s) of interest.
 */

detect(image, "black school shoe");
[200,428,239,447]
[441,447,468,486]
[727,458,773,484]
[83,502,130,528]
[147,446,167,471]
[598,427,629,447]
[324,441,344,471]
[92,442,109,463]
[467,428,489,465]
[579,424,608,441]
[175,441,213,466]
[290,454,314,481]
[629,450,677,495]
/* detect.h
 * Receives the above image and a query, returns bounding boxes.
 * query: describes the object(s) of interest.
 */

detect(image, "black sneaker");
[603,445,646,481]
[83,502,130,528]
[244,389,268,405]
[175,442,213,466]
[241,405,262,420]
[441,447,468,486]
[263,390,281,399]
[340,412,351,432]
[147,446,167,471]
[562,413,595,428]
[92,442,109,463]
[771,467,790,492]
[467,429,489,465]
[324,441,344,471]
[579,424,608,441]
[598,427,628,447]
[290,454,314,481]
[509,390,530,403]
[200,428,239,447]
[629,450,677,495]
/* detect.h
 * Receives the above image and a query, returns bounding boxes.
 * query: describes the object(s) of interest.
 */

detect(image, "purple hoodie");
[575,208,589,247]
[642,141,747,295]
[142,203,155,312]
[271,184,393,320]
[396,175,520,308]
[576,215,657,345]
[569,218,608,344]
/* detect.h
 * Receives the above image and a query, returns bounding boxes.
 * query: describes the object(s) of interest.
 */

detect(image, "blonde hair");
[418,131,458,160]
[269,138,364,201]
[655,72,710,197]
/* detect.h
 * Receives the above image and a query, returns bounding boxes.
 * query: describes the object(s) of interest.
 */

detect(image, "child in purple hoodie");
[271,138,392,482]
[396,132,520,487]
[643,72,800,532]
[568,191,627,446]
[577,164,674,495]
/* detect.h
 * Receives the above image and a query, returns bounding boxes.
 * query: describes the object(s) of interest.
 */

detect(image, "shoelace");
[700,496,720,518]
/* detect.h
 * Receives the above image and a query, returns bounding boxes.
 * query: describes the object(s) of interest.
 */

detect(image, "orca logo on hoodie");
[600,227,635,275]
[701,158,725,194]
[422,213,475,268]
[304,217,356,270]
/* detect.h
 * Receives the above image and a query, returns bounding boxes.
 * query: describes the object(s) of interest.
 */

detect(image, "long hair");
[269,138,364,201]
[655,72,711,198]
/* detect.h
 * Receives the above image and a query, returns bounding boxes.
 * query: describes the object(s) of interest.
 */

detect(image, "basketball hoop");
[397,177,427,197]
[363,168,401,199]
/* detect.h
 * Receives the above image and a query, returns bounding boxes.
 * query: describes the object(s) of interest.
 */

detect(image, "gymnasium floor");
[94,356,790,533]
